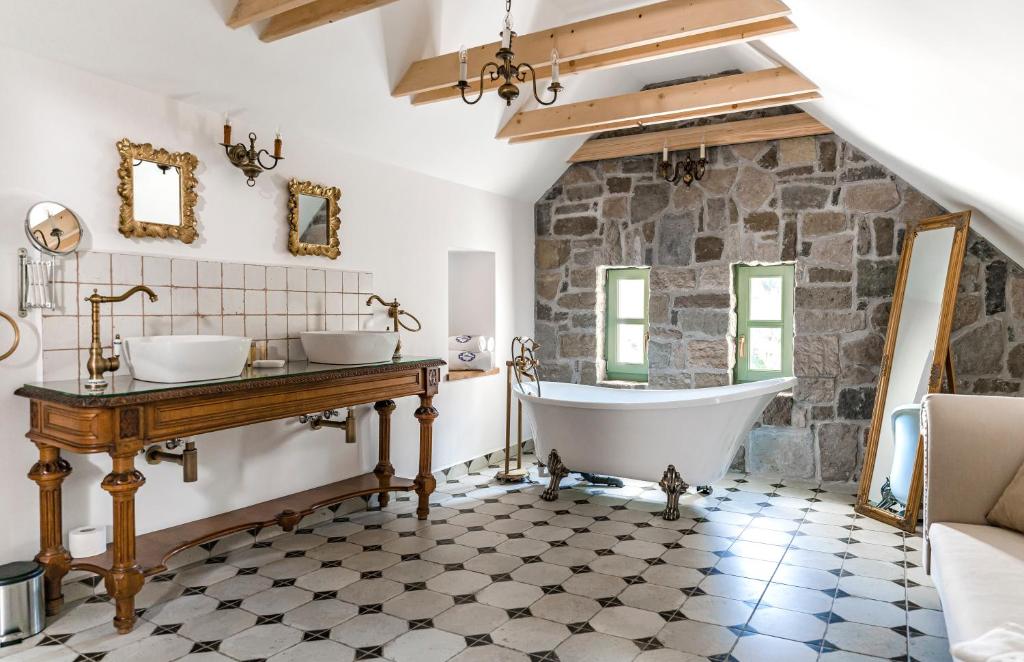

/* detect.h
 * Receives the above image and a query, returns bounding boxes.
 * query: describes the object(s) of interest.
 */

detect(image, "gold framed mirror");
[855,211,971,532]
[116,138,199,244]
[287,178,341,259]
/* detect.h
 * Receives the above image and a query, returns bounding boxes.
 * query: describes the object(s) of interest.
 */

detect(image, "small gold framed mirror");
[288,178,341,259]
[855,211,971,532]
[116,138,199,244]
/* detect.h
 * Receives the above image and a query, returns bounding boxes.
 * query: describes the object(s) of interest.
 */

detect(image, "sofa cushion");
[988,459,1024,534]
[929,522,1024,644]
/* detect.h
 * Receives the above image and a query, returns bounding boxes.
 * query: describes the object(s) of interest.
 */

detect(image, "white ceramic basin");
[301,330,398,365]
[122,335,251,383]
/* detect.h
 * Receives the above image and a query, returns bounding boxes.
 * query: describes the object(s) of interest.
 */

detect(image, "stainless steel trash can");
[0,562,45,647]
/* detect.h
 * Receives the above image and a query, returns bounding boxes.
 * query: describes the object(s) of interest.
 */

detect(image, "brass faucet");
[365,294,421,359]
[84,286,158,389]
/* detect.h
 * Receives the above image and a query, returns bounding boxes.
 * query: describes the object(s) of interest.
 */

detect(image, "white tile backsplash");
[42,250,374,379]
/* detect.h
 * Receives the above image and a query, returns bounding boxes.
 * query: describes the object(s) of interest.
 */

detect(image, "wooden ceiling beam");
[393,0,793,99]
[507,92,821,143]
[498,67,818,142]
[411,17,796,106]
[567,112,830,162]
[260,0,399,42]
[227,0,319,28]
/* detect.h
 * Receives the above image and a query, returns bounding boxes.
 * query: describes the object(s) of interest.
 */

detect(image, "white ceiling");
[2,0,1023,260]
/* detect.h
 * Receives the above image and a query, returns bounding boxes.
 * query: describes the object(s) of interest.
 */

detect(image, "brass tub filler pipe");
[300,408,357,443]
[145,439,198,483]
[499,336,542,484]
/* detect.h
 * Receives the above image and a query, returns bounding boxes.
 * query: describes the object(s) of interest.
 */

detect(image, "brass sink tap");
[366,294,421,359]
[84,285,158,389]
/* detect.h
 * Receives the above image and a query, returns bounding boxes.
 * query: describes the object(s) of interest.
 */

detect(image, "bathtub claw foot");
[542,449,568,502]
[579,472,625,489]
[659,465,687,521]
[697,485,713,497]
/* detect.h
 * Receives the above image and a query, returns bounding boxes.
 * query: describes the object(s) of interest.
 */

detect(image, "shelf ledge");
[447,368,500,382]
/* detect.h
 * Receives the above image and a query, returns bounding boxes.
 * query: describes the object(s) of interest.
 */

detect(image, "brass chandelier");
[456,0,563,107]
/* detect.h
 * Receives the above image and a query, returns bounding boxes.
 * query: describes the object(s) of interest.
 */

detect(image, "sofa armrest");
[923,393,1024,532]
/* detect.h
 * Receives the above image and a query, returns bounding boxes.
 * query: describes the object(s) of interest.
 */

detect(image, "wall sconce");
[658,141,708,187]
[220,117,283,187]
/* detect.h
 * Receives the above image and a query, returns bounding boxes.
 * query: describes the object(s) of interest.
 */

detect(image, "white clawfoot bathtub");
[513,377,796,518]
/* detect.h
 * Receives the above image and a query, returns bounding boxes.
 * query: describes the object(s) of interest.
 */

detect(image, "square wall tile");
[145,286,172,316]
[173,316,199,335]
[307,269,326,292]
[267,316,287,340]
[245,315,266,340]
[287,291,306,315]
[287,267,306,291]
[223,290,244,315]
[342,272,358,293]
[144,315,172,336]
[172,288,198,316]
[359,272,373,293]
[112,254,142,285]
[223,263,244,289]
[245,264,266,290]
[245,290,266,315]
[43,350,79,381]
[326,270,343,292]
[113,316,144,340]
[198,316,223,335]
[307,292,326,316]
[42,316,78,350]
[223,315,245,336]
[198,288,221,316]
[326,294,343,315]
[267,266,287,290]
[79,252,111,283]
[171,259,197,287]
[267,291,287,315]
[198,261,222,288]
[143,256,171,286]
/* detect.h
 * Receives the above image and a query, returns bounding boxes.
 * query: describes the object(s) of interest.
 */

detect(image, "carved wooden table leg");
[28,443,72,616]
[373,400,397,508]
[414,395,438,520]
[100,451,146,633]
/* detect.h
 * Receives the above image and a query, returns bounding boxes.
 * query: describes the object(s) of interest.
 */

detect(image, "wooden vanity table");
[14,357,444,633]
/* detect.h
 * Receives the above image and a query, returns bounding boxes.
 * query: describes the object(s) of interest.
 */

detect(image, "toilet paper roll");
[68,526,107,558]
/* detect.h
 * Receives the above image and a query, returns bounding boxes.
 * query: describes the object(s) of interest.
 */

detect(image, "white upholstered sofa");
[922,393,1024,646]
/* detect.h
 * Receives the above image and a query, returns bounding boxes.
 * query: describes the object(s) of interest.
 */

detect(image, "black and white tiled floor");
[1,455,951,662]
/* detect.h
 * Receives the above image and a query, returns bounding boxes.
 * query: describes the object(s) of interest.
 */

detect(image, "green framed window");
[735,264,794,383]
[605,267,650,382]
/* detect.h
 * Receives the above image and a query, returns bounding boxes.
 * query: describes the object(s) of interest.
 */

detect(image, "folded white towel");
[485,336,496,352]
[449,335,487,352]
[953,624,1024,661]
[449,350,493,371]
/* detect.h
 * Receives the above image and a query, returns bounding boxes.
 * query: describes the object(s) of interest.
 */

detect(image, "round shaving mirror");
[25,201,83,256]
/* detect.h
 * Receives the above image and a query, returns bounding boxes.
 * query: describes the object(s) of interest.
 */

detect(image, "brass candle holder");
[220,117,283,187]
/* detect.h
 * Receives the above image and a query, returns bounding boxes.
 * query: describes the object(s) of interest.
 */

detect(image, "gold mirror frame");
[855,211,971,533]
[287,178,341,259]
[116,138,199,244]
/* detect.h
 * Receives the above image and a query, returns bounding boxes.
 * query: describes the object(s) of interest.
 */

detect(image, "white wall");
[448,251,496,339]
[0,47,534,563]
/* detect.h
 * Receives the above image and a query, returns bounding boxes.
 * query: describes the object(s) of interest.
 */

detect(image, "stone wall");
[534,122,1023,482]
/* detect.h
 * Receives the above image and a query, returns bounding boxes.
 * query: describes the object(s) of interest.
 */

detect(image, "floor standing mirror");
[856,211,971,532]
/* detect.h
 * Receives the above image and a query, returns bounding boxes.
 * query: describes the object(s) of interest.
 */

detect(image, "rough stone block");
[796,309,866,334]
[656,212,696,266]
[602,196,628,220]
[746,427,815,478]
[817,423,861,481]
[651,267,697,290]
[801,211,848,237]
[688,339,728,369]
[535,204,552,235]
[986,260,1007,315]
[744,211,780,233]
[761,394,794,426]
[676,309,729,336]
[952,319,1005,375]
[698,264,731,290]
[698,167,737,195]
[796,286,853,309]
[794,377,835,403]
[674,293,731,309]
[734,166,775,210]
[836,386,876,420]
[695,236,725,262]
[570,269,597,289]
[565,183,603,201]
[631,182,671,222]
[560,334,596,358]
[844,181,900,212]
[557,291,597,310]
[807,267,852,283]
[809,235,854,266]
[873,217,895,256]
[794,335,841,377]
[536,273,562,301]
[553,216,598,236]
[817,140,838,172]
[781,185,830,210]
[856,260,898,298]
[841,334,884,366]
[607,177,632,194]
[536,239,571,270]
[780,136,817,166]
[899,188,946,223]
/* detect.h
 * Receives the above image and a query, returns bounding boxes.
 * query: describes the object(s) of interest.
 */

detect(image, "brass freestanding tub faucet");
[366,294,421,359]
[84,285,158,389]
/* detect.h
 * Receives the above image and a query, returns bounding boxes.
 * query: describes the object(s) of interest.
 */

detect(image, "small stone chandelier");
[658,141,708,187]
[455,0,563,107]
[220,116,284,187]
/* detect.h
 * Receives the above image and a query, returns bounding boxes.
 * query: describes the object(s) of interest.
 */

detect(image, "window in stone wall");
[735,264,794,383]
[605,267,650,381]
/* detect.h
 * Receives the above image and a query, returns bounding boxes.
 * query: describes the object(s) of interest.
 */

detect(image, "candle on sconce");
[274,129,283,158]
[501,13,513,49]
[663,142,669,162]
[223,115,232,145]
[551,48,560,85]
[458,46,468,82]
[699,142,706,160]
